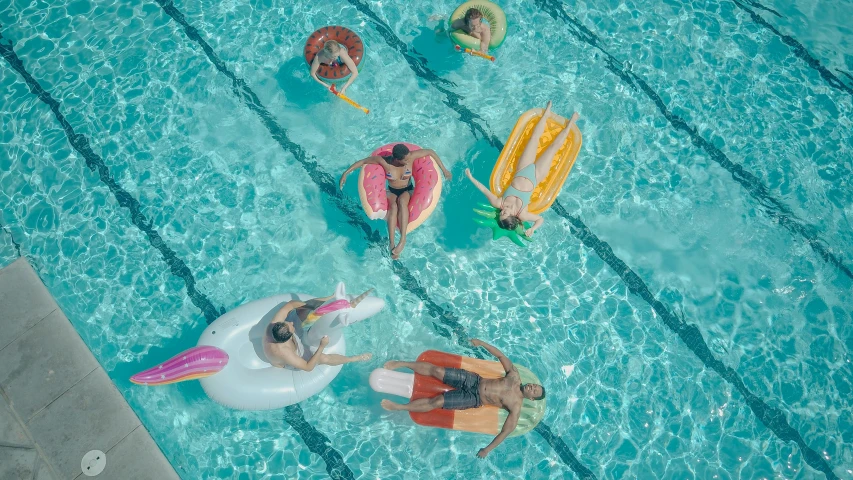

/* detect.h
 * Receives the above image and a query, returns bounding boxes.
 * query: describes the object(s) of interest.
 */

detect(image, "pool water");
[1,0,852,478]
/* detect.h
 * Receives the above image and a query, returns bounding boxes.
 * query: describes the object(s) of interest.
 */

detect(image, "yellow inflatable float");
[473,108,582,246]
[490,108,582,214]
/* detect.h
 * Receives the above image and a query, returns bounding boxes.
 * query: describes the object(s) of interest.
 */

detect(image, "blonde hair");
[323,40,342,53]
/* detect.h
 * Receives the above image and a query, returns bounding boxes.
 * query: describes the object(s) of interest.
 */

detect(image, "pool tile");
[0,309,99,421]
[26,368,140,479]
[0,258,59,351]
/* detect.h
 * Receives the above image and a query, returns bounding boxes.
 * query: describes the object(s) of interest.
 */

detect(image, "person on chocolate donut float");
[309,40,359,94]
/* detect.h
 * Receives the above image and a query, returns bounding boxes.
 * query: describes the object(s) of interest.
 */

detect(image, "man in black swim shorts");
[381,338,546,458]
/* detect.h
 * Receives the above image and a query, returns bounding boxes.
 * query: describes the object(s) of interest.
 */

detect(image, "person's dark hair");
[391,143,410,161]
[271,323,293,343]
[533,384,546,401]
[497,215,522,231]
[464,8,483,25]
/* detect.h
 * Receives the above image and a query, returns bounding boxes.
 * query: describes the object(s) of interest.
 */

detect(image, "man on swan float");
[381,338,546,458]
[264,289,374,371]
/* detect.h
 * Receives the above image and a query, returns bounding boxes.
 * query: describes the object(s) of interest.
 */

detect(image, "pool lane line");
[341,3,841,477]
[727,0,853,98]
[151,0,594,475]
[734,0,782,18]
[283,404,354,480]
[534,422,596,480]
[151,0,494,476]
[0,31,225,325]
[340,0,505,151]
[532,0,853,283]
[0,218,23,258]
[0,24,357,480]
[151,0,479,357]
[549,201,840,479]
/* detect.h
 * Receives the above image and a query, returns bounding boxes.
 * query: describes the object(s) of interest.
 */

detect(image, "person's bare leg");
[533,112,576,182]
[384,360,445,381]
[392,192,411,259]
[516,101,552,172]
[387,193,399,254]
[319,352,373,366]
[381,395,444,412]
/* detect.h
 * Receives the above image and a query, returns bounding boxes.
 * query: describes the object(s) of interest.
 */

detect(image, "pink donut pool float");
[357,142,443,233]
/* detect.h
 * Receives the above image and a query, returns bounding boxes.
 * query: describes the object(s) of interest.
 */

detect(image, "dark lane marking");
[152,0,478,356]
[549,201,839,479]
[343,1,841,477]
[730,0,853,97]
[152,1,494,476]
[343,0,504,150]
[0,32,224,324]
[534,0,853,282]
[342,1,596,476]
[736,0,783,18]
[2,20,354,480]
[534,423,596,480]
[0,219,23,258]
[284,405,354,480]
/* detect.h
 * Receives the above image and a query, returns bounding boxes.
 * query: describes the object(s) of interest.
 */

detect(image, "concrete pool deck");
[0,258,179,480]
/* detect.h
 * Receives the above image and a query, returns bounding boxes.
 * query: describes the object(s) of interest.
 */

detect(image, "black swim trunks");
[441,368,482,410]
[388,181,414,197]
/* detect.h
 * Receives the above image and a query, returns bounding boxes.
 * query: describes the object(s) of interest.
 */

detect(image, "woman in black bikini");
[340,144,451,259]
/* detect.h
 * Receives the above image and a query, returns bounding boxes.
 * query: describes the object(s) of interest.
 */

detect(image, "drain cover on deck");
[81,450,106,476]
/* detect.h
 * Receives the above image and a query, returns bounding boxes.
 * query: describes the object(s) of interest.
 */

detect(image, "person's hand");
[443,168,452,180]
[477,448,490,459]
[465,168,473,179]
[470,338,483,348]
[320,336,330,347]
[339,85,348,95]
[525,228,534,237]
[339,173,348,190]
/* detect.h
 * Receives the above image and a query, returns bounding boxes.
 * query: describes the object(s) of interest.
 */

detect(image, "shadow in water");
[438,138,500,251]
[411,26,465,75]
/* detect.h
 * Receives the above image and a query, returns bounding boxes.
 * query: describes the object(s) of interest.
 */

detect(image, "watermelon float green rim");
[448,1,507,50]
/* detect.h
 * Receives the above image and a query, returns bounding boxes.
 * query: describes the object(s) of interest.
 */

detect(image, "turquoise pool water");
[1,0,852,477]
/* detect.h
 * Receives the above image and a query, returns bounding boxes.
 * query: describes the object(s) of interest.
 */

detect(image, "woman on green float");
[450,8,491,54]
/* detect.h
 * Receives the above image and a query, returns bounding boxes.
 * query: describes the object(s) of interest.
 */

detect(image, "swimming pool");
[1,0,851,477]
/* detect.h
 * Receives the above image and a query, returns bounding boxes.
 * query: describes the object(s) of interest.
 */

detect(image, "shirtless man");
[263,294,372,371]
[380,339,546,458]
[339,144,451,259]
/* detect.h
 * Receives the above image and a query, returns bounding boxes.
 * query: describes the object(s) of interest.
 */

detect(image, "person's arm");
[279,336,329,371]
[470,338,513,373]
[309,56,332,89]
[271,300,306,324]
[337,53,359,94]
[521,213,544,237]
[465,168,501,208]
[478,407,520,458]
[478,25,491,53]
[414,149,451,179]
[340,156,386,189]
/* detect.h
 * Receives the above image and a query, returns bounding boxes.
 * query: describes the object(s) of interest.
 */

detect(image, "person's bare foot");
[352,353,372,362]
[384,360,404,370]
[391,240,405,259]
[381,399,403,411]
[543,100,552,117]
